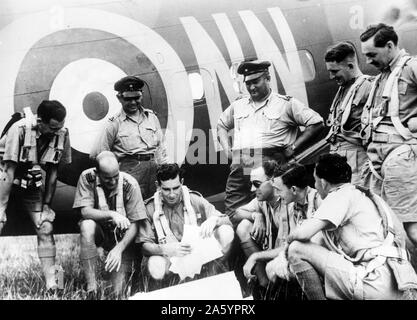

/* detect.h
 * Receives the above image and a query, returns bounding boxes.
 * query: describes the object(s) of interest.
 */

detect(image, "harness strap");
[152,186,197,244]
[323,186,404,277]
[96,171,126,217]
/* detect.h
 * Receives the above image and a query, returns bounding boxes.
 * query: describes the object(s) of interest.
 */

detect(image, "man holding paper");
[137,163,234,284]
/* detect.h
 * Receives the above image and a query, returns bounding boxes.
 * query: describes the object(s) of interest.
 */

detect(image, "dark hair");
[156,163,184,184]
[325,42,357,63]
[37,100,66,123]
[315,154,352,184]
[360,23,398,47]
[262,160,279,178]
[277,163,309,189]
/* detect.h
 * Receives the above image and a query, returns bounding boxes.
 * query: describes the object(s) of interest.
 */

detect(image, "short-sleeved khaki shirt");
[73,168,147,223]
[137,191,231,244]
[90,108,168,163]
[218,92,323,150]
[313,184,385,259]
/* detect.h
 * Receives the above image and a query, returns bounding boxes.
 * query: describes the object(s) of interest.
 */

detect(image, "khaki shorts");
[330,141,367,186]
[362,143,417,222]
[324,251,401,300]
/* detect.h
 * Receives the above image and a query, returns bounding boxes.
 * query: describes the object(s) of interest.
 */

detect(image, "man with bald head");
[73,151,147,298]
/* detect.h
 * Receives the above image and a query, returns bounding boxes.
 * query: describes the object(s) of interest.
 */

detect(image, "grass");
[0,234,137,300]
[0,234,235,300]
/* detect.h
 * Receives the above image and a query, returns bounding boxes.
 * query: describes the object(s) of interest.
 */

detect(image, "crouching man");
[73,151,147,298]
[238,162,321,299]
[287,154,417,300]
[137,163,234,284]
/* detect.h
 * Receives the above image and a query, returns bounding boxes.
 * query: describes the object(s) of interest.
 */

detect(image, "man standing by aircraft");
[360,24,417,252]
[137,163,234,285]
[0,100,71,292]
[91,75,168,200]
[74,151,146,298]
[217,60,323,225]
[324,42,372,184]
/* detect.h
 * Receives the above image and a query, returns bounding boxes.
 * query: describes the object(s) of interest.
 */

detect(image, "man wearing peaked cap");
[114,75,145,98]
[217,60,324,225]
[91,75,168,201]
[237,60,271,83]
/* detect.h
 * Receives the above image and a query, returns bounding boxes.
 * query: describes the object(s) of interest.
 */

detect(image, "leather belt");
[120,153,155,161]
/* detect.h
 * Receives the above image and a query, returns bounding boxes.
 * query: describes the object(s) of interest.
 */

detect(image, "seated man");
[235,160,283,290]
[73,151,147,298]
[237,162,321,298]
[137,163,234,284]
[287,154,417,300]
[263,163,323,284]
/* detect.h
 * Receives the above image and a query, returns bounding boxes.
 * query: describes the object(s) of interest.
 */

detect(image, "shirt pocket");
[234,109,250,132]
[263,106,283,132]
[117,128,141,150]
[139,122,158,148]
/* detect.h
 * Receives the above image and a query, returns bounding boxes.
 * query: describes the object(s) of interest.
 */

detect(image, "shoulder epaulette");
[278,94,292,101]
[122,178,134,194]
[189,190,203,197]
[85,171,96,183]
[143,108,157,116]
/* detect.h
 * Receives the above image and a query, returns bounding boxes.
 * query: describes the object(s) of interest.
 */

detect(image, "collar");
[293,187,310,212]
[387,49,407,71]
[328,183,350,194]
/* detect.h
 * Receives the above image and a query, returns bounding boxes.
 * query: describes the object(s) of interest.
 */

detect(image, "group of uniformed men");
[1,23,417,300]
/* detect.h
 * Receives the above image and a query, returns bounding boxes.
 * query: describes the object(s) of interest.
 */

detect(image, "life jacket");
[326,75,370,146]
[152,186,198,244]
[19,107,67,165]
[362,54,417,143]
[323,185,417,292]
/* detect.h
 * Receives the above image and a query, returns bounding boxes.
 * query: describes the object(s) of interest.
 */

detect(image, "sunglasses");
[251,180,262,188]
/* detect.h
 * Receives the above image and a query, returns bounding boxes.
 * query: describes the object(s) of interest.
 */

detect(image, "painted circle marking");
[83,91,109,121]
[49,58,125,154]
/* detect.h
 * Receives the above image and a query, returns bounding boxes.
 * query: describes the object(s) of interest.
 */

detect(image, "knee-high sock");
[80,242,98,292]
[38,245,57,290]
[291,260,326,300]
[241,240,269,288]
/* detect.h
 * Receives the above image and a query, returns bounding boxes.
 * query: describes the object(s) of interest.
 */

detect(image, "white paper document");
[129,271,245,300]
[169,224,223,280]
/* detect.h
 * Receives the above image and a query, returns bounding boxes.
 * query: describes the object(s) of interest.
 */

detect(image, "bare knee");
[215,225,235,253]
[80,219,97,243]
[148,256,169,280]
[37,221,53,241]
[236,219,253,241]
[287,241,304,265]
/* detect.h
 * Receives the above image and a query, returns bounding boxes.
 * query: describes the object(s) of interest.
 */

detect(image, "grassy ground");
[0,234,134,300]
[0,234,234,300]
